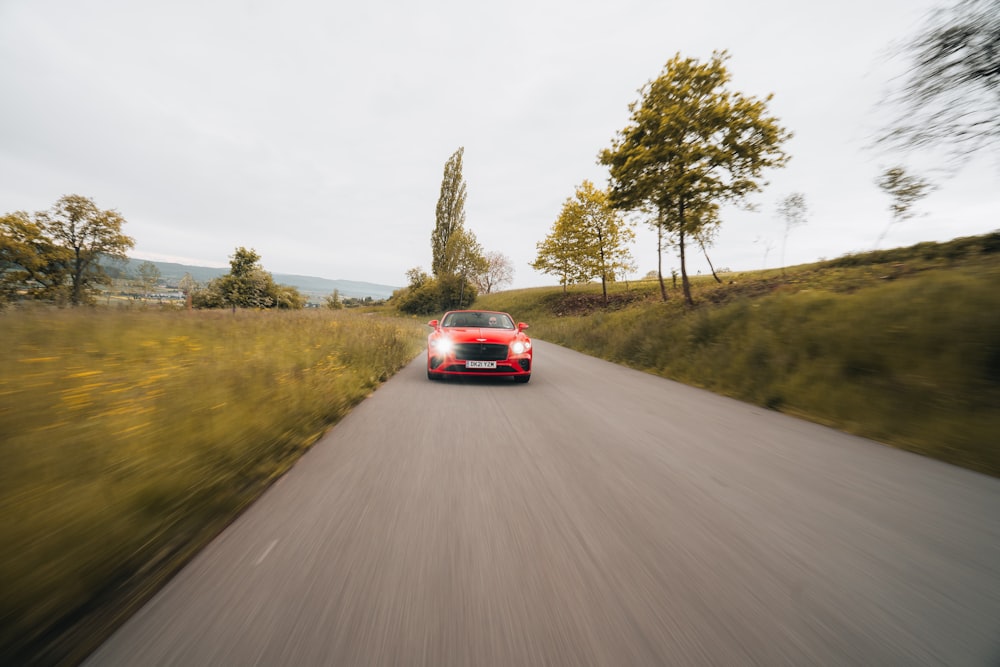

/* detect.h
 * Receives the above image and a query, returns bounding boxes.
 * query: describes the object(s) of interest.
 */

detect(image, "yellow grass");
[0,306,425,664]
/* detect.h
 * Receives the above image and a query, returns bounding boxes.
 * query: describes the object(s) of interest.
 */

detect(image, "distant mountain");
[121,258,399,301]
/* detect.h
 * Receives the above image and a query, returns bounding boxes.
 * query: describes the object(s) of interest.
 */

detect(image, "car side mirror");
[428,320,439,328]
[517,322,529,331]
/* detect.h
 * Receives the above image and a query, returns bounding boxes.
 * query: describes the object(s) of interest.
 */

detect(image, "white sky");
[2,0,996,289]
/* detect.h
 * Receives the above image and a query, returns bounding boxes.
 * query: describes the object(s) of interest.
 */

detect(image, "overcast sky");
[2,0,996,289]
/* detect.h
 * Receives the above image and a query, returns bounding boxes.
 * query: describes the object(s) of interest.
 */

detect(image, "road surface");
[85,340,1000,665]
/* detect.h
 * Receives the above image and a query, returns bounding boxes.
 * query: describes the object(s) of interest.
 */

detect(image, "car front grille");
[453,343,508,361]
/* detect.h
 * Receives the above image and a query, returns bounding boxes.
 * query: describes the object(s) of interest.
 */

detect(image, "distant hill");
[121,258,399,301]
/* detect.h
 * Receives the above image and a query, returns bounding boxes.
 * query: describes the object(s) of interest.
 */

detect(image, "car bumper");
[428,355,531,376]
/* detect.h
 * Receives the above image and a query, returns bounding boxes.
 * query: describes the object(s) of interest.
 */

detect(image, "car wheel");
[427,369,438,381]
[513,374,530,384]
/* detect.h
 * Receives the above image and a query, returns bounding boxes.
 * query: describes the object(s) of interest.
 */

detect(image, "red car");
[426,310,532,383]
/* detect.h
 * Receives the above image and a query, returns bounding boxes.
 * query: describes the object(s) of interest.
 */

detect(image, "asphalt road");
[85,340,1000,666]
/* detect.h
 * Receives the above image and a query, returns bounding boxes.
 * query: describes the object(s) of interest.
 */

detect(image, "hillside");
[475,232,1000,477]
[120,258,400,300]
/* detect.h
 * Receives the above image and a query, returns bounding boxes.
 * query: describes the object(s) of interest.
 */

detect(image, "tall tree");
[879,0,1000,168]
[874,167,934,248]
[600,51,790,304]
[533,181,635,304]
[431,147,468,277]
[45,195,134,306]
[0,195,133,305]
[776,193,809,274]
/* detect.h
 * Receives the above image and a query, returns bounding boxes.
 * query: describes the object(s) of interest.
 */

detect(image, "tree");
[0,195,134,305]
[196,247,304,310]
[1,210,71,303]
[137,261,161,299]
[45,195,134,305]
[405,266,430,289]
[776,193,809,274]
[178,272,196,310]
[431,147,468,277]
[325,289,344,309]
[221,247,273,309]
[393,270,476,315]
[874,166,934,248]
[600,51,791,304]
[531,219,577,294]
[446,227,486,307]
[879,0,1000,168]
[533,181,635,303]
[473,250,515,294]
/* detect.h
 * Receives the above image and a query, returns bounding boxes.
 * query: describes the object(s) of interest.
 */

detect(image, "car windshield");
[442,312,514,329]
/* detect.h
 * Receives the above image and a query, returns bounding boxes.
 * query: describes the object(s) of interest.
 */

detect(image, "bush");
[395,275,477,315]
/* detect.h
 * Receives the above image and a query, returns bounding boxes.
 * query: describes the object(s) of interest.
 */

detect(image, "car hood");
[439,328,520,343]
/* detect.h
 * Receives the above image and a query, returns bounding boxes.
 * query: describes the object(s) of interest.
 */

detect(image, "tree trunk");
[656,210,668,301]
[677,201,693,305]
[699,237,722,283]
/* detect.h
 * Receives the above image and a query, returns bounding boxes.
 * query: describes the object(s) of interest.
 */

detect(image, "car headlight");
[511,341,528,355]
[432,337,453,354]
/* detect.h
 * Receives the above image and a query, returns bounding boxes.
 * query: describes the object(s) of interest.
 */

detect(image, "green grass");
[477,233,1000,478]
[0,307,426,665]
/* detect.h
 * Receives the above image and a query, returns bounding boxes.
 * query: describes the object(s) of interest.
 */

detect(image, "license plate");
[466,360,497,369]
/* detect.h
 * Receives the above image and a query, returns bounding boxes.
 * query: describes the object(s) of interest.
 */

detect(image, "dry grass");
[0,307,425,664]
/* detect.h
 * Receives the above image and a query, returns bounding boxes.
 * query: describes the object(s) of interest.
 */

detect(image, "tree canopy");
[874,167,934,248]
[192,247,305,309]
[0,195,134,306]
[431,147,469,277]
[879,0,1000,168]
[600,51,790,304]
[473,250,515,295]
[532,180,635,303]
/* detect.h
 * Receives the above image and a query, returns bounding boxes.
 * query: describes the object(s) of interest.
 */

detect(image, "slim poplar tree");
[431,147,468,277]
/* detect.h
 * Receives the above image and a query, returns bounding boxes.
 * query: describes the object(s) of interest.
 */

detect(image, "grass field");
[0,307,426,665]
[477,233,1000,478]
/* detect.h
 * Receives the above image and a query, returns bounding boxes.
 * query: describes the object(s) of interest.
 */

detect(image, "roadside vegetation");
[477,233,1000,478]
[0,307,426,665]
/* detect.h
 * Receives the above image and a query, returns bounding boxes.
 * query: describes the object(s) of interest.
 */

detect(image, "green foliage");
[874,166,934,248]
[478,232,1000,478]
[0,308,426,664]
[431,147,468,277]
[0,195,135,306]
[600,51,790,304]
[880,0,1000,165]
[532,180,635,302]
[193,247,305,310]
[136,260,161,296]
[325,289,344,309]
[393,273,477,315]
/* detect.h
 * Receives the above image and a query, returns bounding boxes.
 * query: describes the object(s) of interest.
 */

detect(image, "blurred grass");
[0,307,425,665]
[478,233,1000,478]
